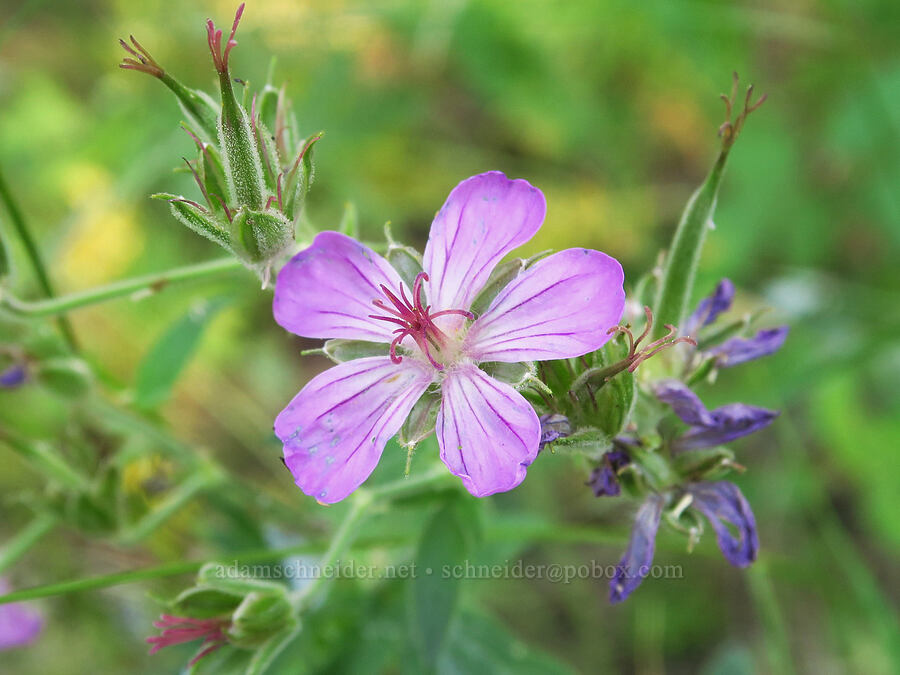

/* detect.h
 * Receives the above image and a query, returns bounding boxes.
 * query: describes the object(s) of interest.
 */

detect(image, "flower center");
[369,272,473,370]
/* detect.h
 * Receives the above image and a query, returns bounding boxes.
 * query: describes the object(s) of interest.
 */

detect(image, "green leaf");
[230,208,292,264]
[171,586,243,619]
[672,446,736,481]
[580,337,636,436]
[481,361,535,388]
[338,202,359,238]
[321,338,388,363]
[469,258,525,316]
[283,133,322,220]
[652,149,730,338]
[34,357,94,398]
[228,591,297,648]
[631,447,678,491]
[196,562,289,597]
[160,196,232,251]
[438,607,576,675]
[134,298,228,408]
[386,241,424,290]
[399,391,441,449]
[548,428,611,458]
[592,370,636,437]
[245,624,302,675]
[410,496,471,668]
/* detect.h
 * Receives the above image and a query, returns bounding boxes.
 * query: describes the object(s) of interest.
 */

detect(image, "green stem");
[294,465,454,607]
[0,535,421,607]
[746,561,796,675]
[0,432,90,491]
[0,257,242,318]
[293,495,371,607]
[0,513,59,575]
[0,166,78,349]
[116,463,226,545]
[0,514,645,608]
[368,464,454,501]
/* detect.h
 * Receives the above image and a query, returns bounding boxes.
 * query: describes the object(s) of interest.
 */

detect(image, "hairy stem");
[293,465,453,608]
[0,257,242,318]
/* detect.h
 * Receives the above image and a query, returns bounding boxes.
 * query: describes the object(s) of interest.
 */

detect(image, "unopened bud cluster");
[120,3,322,285]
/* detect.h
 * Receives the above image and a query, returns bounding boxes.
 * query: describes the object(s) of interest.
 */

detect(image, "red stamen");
[369,272,472,370]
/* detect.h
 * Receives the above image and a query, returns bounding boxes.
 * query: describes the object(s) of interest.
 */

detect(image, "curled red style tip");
[207,3,245,74]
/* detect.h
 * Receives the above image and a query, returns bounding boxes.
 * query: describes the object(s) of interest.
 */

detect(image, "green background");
[1,0,898,672]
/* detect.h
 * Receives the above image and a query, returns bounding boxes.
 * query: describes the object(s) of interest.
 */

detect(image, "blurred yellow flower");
[56,163,145,289]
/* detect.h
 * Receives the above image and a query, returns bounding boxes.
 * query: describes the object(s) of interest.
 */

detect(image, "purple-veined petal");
[654,380,716,427]
[682,279,735,336]
[689,481,758,567]
[709,326,789,367]
[588,449,631,497]
[273,231,406,343]
[464,248,625,363]
[276,357,434,503]
[674,403,779,451]
[436,364,540,497]
[423,172,545,313]
[609,494,664,604]
[0,579,43,650]
[656,381,778,451]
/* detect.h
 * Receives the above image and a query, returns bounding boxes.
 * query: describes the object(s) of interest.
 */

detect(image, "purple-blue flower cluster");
[600,280,787,603]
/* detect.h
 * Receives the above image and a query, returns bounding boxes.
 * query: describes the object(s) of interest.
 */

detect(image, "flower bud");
[155,195,231,251]
[148,565,300,669]
[34,357,93,398]
[228,208,293,282]
[128,4,324,283]
[207,5,265,210]
[226,591,296,649]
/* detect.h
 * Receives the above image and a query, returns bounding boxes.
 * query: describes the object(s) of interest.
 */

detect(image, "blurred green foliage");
[0,0,898,672]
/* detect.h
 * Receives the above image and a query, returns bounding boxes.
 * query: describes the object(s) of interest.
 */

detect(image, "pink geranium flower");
[273,171,625,502]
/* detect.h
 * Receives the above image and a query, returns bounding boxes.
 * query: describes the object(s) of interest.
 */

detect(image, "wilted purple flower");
[0,580,43,650]
[589,449,631,497]
[273,172,625,502]
[682,278,734,337]
[683,279,788,367]
[709,326,789,368]
[609,494,664,603]
[538,414,571,449]
[689,481,758,567]
[0,364,27,389]
[655,380,778,452]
